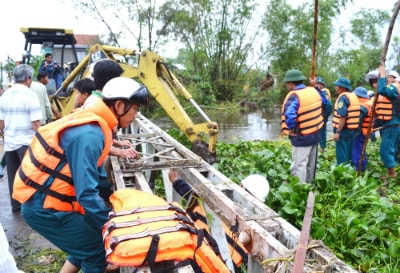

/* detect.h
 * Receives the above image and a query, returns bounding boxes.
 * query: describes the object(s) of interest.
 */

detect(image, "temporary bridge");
[109,114,358,273]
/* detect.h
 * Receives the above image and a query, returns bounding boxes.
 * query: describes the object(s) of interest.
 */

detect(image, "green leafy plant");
[213,138,400,272]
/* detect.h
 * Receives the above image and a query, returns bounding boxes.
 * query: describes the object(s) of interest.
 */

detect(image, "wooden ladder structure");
[109,114,358,273]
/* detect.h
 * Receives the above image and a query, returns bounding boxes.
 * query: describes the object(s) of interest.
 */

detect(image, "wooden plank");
[110,156,126,190]
[122,158,202,171]
[133,172,152,193]
[203,202,236,272]
[292,192,315,273]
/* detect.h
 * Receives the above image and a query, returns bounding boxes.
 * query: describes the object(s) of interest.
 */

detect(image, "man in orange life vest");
[367,65,400,181]
[12,77,149,273]
[281,69,325,183]
[351,87,372,171]
[332,77,360,166]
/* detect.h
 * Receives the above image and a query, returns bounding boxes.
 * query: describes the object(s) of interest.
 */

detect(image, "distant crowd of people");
[281,63,400,185]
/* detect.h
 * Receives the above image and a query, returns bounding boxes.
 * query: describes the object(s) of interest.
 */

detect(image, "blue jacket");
[23,123,112,231]
[283,84,323,146]
[39,60,63,77]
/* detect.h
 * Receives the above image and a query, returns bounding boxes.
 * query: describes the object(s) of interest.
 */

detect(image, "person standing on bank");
[13,77,149,273]
[332,77,360,166]
[367,65,400,181]
[281,69,325,183]
[30,71,53,125]
[351,87,372,171]
[0,64,42,213]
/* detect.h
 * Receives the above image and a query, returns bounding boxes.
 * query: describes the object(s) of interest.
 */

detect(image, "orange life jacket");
[185,196,248,267]
[359,98,372,136]
[333,92,360,129]
[322,87,331,100]
[375,94,395,121]
[281,87,324,135]
[13,99,117,213]
[375,83,400,121]
[103,189,230,273]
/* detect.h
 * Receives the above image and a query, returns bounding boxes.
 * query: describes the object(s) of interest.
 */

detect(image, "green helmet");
[282,70,307,83]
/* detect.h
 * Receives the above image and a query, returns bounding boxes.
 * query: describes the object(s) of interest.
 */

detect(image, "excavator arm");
[136,50,218,164]
[52,44,219,164]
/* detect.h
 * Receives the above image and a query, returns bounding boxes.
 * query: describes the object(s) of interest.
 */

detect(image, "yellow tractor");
[20,27,218,164]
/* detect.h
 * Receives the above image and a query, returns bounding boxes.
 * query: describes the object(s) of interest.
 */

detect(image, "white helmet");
[102,77,149,105]
[365,70,379,83]
[388,70,399,78]
[367,90,375,98]
[241,174,269,202]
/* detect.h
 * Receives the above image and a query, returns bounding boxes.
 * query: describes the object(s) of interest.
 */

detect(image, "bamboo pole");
[292,192,315,273]
[357,0,400,175]
[311,0,318,78]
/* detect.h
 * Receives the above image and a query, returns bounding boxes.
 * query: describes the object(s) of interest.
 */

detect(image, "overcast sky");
[0,0,99,62]
[0,0,397,64]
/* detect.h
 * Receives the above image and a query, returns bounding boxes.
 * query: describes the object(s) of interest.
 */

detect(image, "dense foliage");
[60,0,399,106]
[214,138,400,273]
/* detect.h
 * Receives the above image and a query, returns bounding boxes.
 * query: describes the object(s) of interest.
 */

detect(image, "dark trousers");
[5,146,28,211]
[352,133,367,171]
[1,153,6,167]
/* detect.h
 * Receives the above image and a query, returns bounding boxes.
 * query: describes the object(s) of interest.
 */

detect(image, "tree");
[390,36,400,71]
[262,0,353,79]
[159,0,262,102]
[334,8,390,86]
[261,0,393,99]
[61,0,169,51]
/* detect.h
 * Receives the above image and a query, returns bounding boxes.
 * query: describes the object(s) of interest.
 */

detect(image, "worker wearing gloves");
[12,77,149,273]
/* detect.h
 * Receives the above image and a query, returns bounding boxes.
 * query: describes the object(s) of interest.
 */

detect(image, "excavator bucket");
[192,139,218,165]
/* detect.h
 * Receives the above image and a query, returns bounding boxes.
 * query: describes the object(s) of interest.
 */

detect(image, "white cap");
[241,174,269,202]
[388,70,399,78]
[365,70,379,82]
[367,90,375,97]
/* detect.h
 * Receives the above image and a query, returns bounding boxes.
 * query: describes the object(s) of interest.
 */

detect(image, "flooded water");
[153,107,284,144]
[153,107,334,144]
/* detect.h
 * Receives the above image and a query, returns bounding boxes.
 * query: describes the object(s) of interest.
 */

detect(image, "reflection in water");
[207,108,282,143]
[153,107,333,144]
[154,107,283,144]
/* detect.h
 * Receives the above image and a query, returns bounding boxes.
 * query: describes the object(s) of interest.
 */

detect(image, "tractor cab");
[20,27,79,95]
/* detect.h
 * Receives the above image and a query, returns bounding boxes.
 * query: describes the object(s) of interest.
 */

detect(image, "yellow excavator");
[20,27,218,164]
